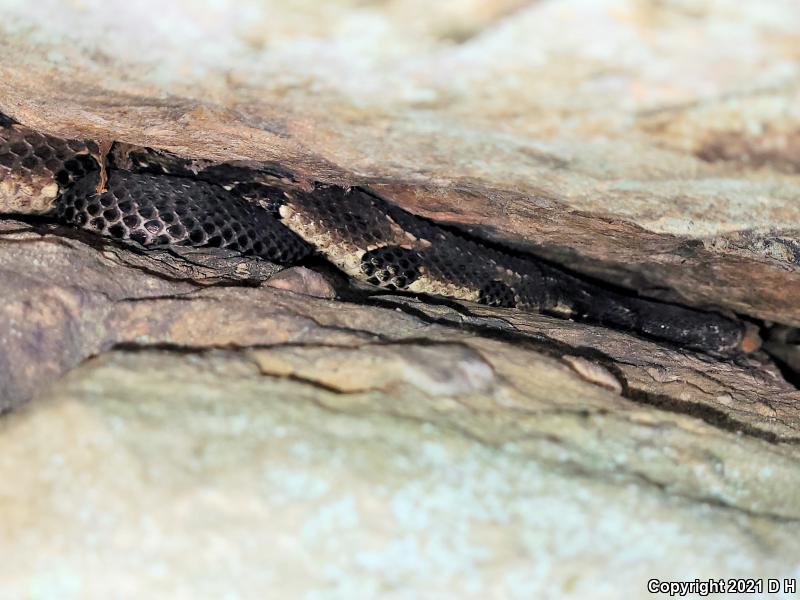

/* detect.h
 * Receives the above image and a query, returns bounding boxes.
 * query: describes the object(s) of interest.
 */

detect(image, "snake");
[0,112,760,356]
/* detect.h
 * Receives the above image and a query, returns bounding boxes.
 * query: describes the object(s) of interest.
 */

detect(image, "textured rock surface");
[2,350,799,599]
[1,0,800,598]
[2,221,797,436]
[1,220,799,598]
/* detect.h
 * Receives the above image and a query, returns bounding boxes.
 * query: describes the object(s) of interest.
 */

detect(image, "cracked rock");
[1,0,800,597]
[249,343,495,396]
[1,350,799,598]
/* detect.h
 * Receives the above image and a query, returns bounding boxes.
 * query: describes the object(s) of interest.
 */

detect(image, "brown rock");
[1,1,800,596]
[265,266,337,299]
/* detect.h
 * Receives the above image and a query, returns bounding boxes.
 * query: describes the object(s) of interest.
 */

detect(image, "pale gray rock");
[1,350,799,599]
[1,0,799,598]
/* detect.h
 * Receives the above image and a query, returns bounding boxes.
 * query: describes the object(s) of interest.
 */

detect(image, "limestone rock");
[2,350,799,598]
[1,0,800,598]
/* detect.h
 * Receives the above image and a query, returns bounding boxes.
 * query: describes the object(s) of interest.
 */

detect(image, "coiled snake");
[0,113,760,356]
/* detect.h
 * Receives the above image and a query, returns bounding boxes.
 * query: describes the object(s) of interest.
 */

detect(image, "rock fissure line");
[357,296,799,444]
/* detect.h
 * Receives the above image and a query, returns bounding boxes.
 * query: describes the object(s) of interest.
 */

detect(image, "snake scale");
[0,113,759,356]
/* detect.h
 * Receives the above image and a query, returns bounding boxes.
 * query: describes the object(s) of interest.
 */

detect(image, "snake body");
[0,114,757,355]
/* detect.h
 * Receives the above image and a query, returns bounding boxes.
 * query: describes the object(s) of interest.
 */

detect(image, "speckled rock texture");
[2,349,800,599]
[1,1,799,598]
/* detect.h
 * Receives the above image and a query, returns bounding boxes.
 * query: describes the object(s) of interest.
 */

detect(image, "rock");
[2,222,797,439]
[1,220,799,599]
[561,355,623,395]
[1,349,799,598]
[265,266,337,299]
[1,0,800,597]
